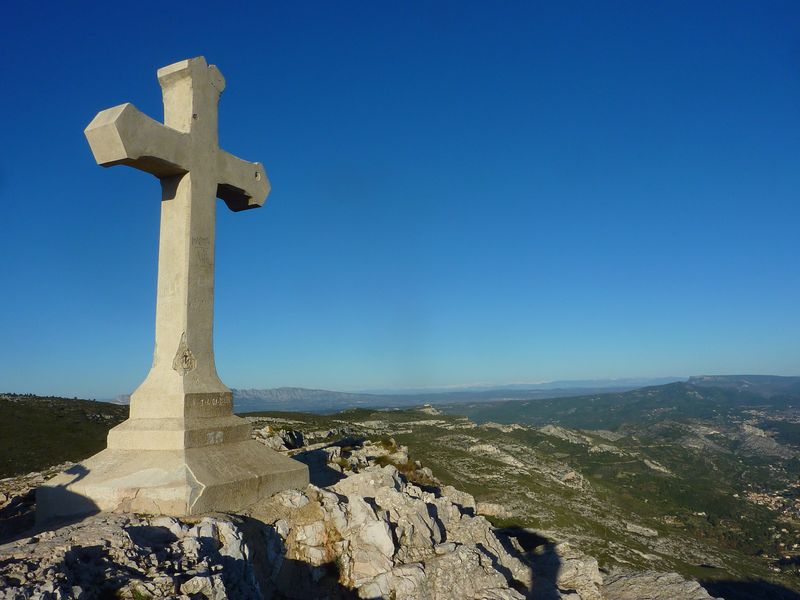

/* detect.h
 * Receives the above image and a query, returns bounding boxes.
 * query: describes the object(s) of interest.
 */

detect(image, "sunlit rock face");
[1,430,721,600]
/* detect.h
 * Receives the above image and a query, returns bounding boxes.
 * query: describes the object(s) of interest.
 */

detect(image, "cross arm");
[216,150,271,212]
[84,103,191,177]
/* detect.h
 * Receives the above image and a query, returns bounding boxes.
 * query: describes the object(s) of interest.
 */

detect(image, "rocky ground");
[0,425,719,599]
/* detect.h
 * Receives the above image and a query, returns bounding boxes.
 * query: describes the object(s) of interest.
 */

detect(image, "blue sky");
[1,2,798,399]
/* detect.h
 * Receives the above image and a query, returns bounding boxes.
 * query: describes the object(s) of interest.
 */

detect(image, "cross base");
[36,429,309,522]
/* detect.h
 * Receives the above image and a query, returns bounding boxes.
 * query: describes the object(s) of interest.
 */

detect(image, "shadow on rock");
[237,515,361,599]
[124,524,179,547]
[5,516,263,598]
[1,464,99,545]
[293,448,347,487]
[495,526,562,600]
[700,578,800,600]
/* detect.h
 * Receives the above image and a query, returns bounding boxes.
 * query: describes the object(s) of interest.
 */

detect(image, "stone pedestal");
[38,390,309,522]
[37,419,307,520]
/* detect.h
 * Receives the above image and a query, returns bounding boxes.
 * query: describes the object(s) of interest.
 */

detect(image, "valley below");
[3,376,800,599]
[240,392,800,599]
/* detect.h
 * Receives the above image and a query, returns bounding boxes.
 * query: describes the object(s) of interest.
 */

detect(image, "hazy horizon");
[14,373,800,403]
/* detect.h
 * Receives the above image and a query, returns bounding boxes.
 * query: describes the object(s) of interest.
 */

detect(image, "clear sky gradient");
[1,2,798,398]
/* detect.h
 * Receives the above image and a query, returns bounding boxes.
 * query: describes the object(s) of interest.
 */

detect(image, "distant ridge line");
[109,375,800,413]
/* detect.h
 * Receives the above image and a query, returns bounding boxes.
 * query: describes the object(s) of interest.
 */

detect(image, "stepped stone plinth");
[37,57,308,522]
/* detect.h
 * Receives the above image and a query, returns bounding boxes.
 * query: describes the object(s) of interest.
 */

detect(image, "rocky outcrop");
[602,571,719,599]
[477,502,512,518]
[0,431,720,600]
[0,465,532,600]
[247,464,531,599]
[0,513,260,599]
[736,424,796,459]
[522,541,603,600]
[540,425,593,446]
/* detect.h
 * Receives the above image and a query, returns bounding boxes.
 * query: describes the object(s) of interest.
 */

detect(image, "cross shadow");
[495,526,564,600]
[1,464,100,545]
[700,579,800,600]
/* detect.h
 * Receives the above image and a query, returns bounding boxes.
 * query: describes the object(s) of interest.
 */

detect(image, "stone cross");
[38,58,308,521]
[84,57,268,417]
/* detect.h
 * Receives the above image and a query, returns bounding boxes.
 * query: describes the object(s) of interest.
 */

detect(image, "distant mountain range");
[688,374,800,397]
[113,378,682,411]
[356,377,684,395]
[231,378,683,413]
[9,375,800,596]
[109,375,800,415]
[441,375,800,429]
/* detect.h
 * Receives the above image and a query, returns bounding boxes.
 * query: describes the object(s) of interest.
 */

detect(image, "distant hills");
[106,376,800,414]
[7,376,800,596]
[441,375,800,430]
[357,377,684,395]
[0,394,127,478]
[231,378,681,413]
[689,374,800,397]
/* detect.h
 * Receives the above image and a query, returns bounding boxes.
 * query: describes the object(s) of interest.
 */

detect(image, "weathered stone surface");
[358,545,525,600]
[37,57,308,522]
[238,461,532,598]
[550,543,604,600]
[603,571,722,599]
[477,501,512,518]
[439,485,477,512]
[6,432,721,599]
[0,513,261,599]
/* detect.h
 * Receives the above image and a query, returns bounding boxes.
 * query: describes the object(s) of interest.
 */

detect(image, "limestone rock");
[440,485,477,512]
[4,432,720,600]
[603,571,722,599]
[540,424,592,446]
[553,543,604,600]
[0,513,261,599]
[624,521,659,538]
[481,422,525,433]
[359,545,525,600]
[477,501,511,518]
[331,464,403,498]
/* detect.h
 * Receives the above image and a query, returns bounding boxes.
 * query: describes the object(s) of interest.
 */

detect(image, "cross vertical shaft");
[132,60,227,418]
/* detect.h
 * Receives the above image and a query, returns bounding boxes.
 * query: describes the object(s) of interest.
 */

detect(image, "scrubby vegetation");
[0,393,126,478]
